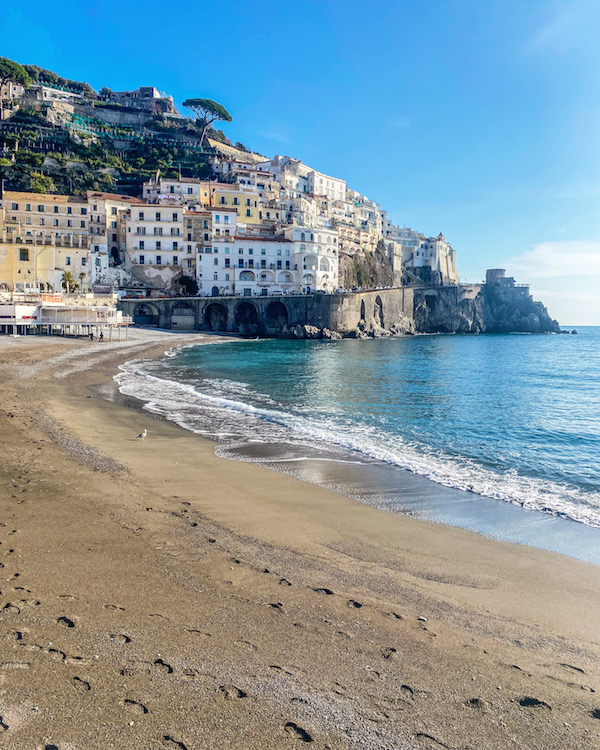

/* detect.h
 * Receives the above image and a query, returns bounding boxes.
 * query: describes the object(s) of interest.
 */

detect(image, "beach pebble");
[418,616,427,622]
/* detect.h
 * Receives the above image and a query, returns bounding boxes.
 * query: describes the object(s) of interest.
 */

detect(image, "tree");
[0,58,31,118]
[99,87,112,99]
[182,98,232,148]
[61,271,80,294]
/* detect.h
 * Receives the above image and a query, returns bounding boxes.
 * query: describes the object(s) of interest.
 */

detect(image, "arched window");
[300,232,305,241]
[310,233,314,242]
[214,272,218,279]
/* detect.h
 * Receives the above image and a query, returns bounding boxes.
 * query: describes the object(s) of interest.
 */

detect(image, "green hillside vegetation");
[0,57,245,195]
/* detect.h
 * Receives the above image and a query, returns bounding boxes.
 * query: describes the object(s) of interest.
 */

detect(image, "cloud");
[505,240,600,324]
[523,1,595,55]
[261,127,292,144]
[507,240,600,278]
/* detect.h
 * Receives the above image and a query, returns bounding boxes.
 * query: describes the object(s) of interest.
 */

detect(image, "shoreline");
[115,334,600,564]
[1,330,599,749]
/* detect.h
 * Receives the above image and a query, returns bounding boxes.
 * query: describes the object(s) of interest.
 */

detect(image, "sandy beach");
[0,329,599,750]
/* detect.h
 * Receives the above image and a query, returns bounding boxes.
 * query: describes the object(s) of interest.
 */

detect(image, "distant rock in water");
[413,269,560,334]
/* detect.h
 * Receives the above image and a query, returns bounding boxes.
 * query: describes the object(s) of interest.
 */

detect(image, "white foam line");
[115,361,600,529]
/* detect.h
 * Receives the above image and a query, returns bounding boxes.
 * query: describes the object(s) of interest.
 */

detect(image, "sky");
[2,0,599,323]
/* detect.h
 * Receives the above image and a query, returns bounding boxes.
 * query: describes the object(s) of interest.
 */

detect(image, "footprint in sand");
[163,736,188,749]
[284,722,313,742]
[400,684,415,701]
[219,685,247,700]
[104,604,125,611]
[381,647,397,660]
[47,648,66,661]
[124,699,148,714]
[0,714,8,732]
[111,634,132,644]
[57,617,75,629]
[73,676,91,691]
[313,587,334,595]
[154,659,173,674]
[519,696,551,710]
[2,603,20,615]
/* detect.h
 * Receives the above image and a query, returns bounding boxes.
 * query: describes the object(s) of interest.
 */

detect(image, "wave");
[115,360,600,529]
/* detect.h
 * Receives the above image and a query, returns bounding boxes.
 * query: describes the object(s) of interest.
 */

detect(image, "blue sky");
[2,0,599,322]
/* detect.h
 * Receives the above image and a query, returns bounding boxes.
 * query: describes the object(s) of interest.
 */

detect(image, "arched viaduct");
[119,288,415,336]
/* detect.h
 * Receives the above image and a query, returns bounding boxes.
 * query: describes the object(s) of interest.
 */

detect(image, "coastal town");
[0,74,459,301]
[0,63,558,337]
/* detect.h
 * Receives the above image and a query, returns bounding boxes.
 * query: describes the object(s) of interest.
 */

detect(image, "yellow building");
[0,191,90,292]
[212,187,264,225]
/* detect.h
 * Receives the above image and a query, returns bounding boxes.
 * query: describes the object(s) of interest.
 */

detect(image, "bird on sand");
[137,429,147,439]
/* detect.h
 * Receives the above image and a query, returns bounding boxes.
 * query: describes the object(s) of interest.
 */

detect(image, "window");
[95,258,101,267]
[220,196,226,204]
[172,240,178,250]
[214,215,220,223]
[277,260,282,269]
[215,229,220,236]
[11,203,18,210]
[54,206,59,213]
[261,259,266,269]
[172,212,178,222]
[261,249,266,255]
[94,245,100,252]
[111,221,117,228]
[38,204,45,212]
[214,272,218,280]
[224,247,230,254]
[112,233,117,241]
[224,258,230,268]
[285,261,290,269]
[246,209,251,217]
[187,233,192,241]
[203,220,208,229]
[187,187,193,195]
[65,256,71,266]
[53,219,59,227]
[204,233,209,241]
[248,259,254,268]
[238,248,244,255]
[214,258,219,266]
[238,259,244,268]
[139,241,145,250]
[156,255,162,265]
[233,197,238,206]
[138,212,145,220]
[67,207,72,214]
[277,249,282,256]
[155,212,161,221]
[111,207,117,216]
[224,215,229,224]
[81,257,87,266]
[246,199,251,206]
[39,218,44,226]
[170,186,175,193]
[187,245,192,253]
[67,220,72,227]
[156,241,161,250]
[225,273,230,281]
[80,221,86,228]
[187,259,193,268]
[19,248,29,262]
[139,255,145,264]
[81,207,87,215]
[173,256,178,265]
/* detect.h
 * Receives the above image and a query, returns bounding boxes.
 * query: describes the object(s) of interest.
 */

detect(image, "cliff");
[413,285,560,334]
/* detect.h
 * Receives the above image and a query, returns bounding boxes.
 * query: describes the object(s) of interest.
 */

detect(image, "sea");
[115,327,600,565]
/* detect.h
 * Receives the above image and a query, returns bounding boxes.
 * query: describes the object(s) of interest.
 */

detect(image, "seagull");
[137,429,147,440]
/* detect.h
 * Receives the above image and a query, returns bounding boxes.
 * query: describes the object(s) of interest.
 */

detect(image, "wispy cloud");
[506,240,600,324]
[524,1,590,55]
[261,127,292,144]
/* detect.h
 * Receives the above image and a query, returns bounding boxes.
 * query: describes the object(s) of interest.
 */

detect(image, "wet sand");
[0,330,599,749]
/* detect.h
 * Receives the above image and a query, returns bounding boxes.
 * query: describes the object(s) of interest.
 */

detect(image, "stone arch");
[133,302,159,327]
[171,302,196,331]
[239,270,255,281]
[374,295,384,328]
[278,271,293,284]
[204,302,228,331]
[265,300,288,334]
[110,246,120,265]
[319,258,330,272]
[211,285,220,297]
[235,301,259,335]
[0,282,9,292]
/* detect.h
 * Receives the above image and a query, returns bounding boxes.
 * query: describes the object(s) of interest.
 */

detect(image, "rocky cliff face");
[413,286,560,334]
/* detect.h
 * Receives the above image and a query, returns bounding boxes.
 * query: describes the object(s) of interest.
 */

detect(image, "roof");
[86,191,146,204]
[2,191,86,204]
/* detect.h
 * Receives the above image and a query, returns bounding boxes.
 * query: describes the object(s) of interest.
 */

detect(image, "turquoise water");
[117,328,600,563]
